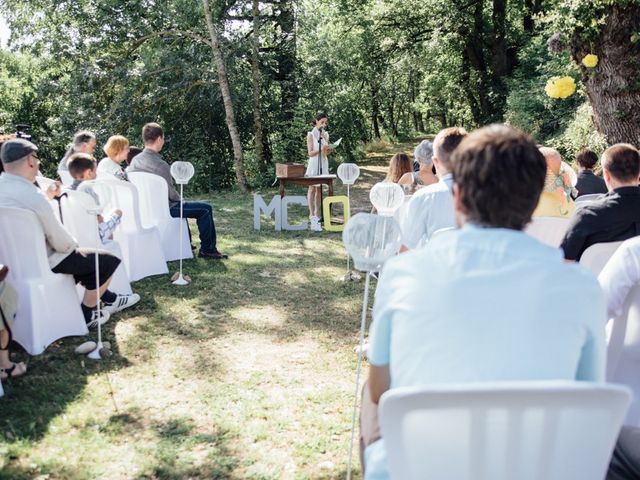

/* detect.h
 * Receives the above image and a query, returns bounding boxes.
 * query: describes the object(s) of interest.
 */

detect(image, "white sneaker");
[86,309,110,329]
[309,216,323,232]
[102,293,141,314]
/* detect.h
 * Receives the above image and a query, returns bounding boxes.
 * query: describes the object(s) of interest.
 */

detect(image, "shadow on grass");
[1,328,133,443]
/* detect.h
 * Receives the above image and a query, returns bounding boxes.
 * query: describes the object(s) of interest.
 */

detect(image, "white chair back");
[580,241,624,276]
[36,175,56,191]
[0,207,87,354]
[607,284,640,426]
[525,217,570,247]
[128,172,193,262]
[58,169,73,186]
[92,179,168,281]
[58,190,132,294]
[379,382,630,480]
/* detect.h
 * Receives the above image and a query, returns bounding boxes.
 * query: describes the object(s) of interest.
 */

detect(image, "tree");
[202,0,250,192]
[566,2,640,145]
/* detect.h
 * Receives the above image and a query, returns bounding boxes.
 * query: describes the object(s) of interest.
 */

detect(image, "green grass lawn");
[0,139,424,479]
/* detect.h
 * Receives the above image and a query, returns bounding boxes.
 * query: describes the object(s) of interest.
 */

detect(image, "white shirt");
[400,173,456,249]
[599,236,640,318]
[0,172,77,267]
[365,224,606,480]
[97,157,128,181]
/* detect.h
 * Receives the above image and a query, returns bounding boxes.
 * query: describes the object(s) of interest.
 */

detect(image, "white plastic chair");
[379,381,630,480]
[57,190,132,295]
[607,284,640,426]
[36,175,56,191]
[128,172,193,262]
[580,241,624,276]
[525,216,571,247]
[57,169,73,186]
[0,207,88,355]
[92,179,168,281]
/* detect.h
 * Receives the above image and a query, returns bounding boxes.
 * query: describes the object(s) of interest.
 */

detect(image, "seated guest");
[400,127,467,250]
[0,139,136,324]
[384,153,412,184]
[0,264,26,380]
[561,144,640,261]
[67,153,124,244]
[97,135,130,181]
[58,130,97,172]
[128,123,227,260]
[361,125,606,480]
[398,140,437,192]
[575,148,608,197]
[126,146,142,166]
[599,235,640,319]
[533,147,576,218]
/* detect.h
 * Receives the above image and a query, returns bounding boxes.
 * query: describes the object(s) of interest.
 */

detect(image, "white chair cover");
[0,207,87,355]
[607,285,640,426]
[579,241,624,276]
[379,382,630,480]
[92,179,168,281]
[57,169,73,186]
[128,172,193,262]
[57,190,132,295]
[525,216,571,247]
[35,175,56,191]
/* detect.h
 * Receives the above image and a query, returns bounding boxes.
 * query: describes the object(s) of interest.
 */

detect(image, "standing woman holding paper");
[306,112,332,232]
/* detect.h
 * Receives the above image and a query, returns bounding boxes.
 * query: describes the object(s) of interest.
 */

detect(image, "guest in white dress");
[305,113,332,232]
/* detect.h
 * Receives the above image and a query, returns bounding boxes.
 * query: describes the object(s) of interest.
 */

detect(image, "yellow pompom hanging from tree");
[545,76,577,99]
[582,54,599,68]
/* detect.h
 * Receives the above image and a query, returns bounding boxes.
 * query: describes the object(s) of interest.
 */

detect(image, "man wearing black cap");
[0,139,131,327]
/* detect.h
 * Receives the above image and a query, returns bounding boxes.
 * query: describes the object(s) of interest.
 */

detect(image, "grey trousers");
[608,426,640,480]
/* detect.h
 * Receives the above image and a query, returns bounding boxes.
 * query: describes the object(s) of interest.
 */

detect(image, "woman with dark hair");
[58,130,97,172]
[306,112,332,232]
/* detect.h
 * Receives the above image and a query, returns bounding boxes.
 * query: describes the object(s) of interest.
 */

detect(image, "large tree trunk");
[371,83,382,139]
[202,0,250,192]
[571,4,640,145]
[251,0,267,176]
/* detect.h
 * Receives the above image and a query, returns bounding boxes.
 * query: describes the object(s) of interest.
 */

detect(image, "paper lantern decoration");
[170,161,195,185]
[544,76,577,99]
[582,54,598,68]
[369,182,404,216]
[342,213,401,272]
[337,163,361,185]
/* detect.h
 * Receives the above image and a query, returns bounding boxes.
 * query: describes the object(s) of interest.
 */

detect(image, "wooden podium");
[277,174,336,198]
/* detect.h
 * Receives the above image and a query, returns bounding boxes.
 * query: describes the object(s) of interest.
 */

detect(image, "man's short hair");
[0,138,38,164]
[67,153,96,179]
[602,144,640,183]
[576,149,598,170]
[142,123,164,144]
[450,124,546,230]
[433,127,467,169]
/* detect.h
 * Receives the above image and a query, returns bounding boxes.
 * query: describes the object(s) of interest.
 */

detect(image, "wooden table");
[278,175,336,198]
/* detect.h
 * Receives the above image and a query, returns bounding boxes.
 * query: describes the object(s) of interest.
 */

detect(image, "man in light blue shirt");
[400,127,467,251]
[361,125,607,480]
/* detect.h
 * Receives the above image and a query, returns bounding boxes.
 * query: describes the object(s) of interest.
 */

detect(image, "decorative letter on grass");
[253,195,309,231]
[322,195,350,232]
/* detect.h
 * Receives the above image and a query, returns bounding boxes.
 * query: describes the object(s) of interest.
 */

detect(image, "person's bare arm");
[368,364,391,404]
[307,134,319,157]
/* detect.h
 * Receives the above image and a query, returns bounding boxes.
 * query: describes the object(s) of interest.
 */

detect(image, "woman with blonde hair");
[97,135,130,181]
[533,147,577,218]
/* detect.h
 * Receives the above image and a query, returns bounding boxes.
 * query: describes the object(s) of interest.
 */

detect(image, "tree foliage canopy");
[1,0,638,189]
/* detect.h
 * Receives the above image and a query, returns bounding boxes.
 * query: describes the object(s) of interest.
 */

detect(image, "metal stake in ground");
[342,213,402,480]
